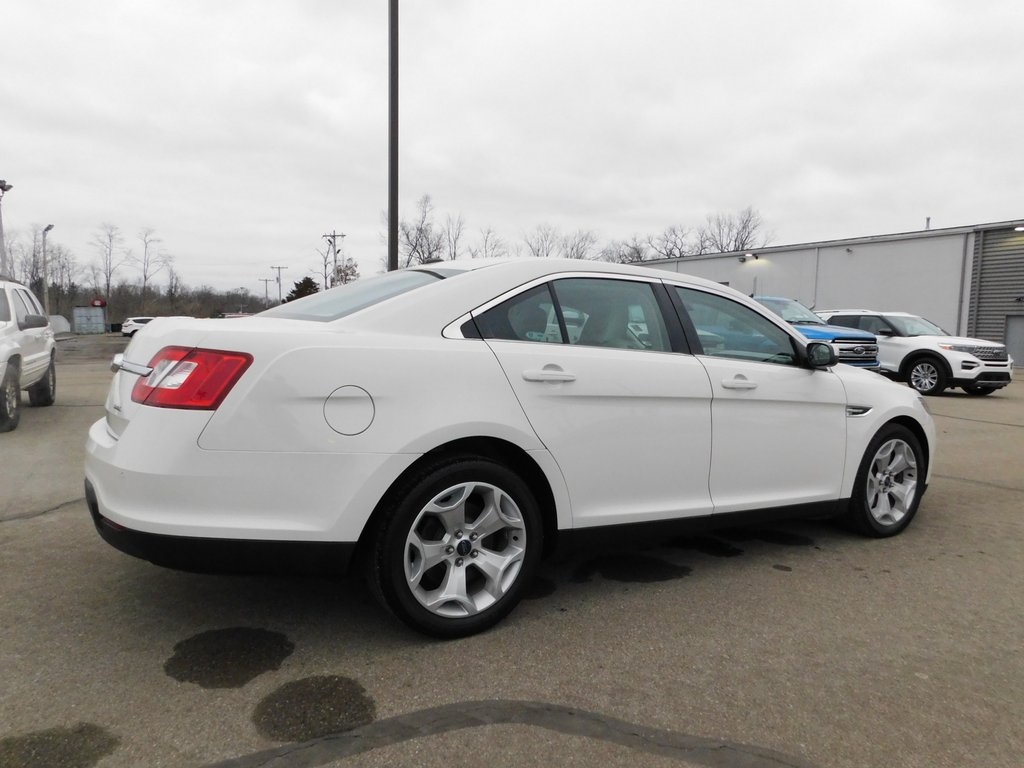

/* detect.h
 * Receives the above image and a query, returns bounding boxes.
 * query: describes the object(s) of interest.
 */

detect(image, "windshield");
[756,297,824,325]
[886,314,948,336]
[258,270,446,322]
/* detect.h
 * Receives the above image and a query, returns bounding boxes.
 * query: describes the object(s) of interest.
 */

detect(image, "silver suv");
[816,309,1014,396]
[0,278,57,431]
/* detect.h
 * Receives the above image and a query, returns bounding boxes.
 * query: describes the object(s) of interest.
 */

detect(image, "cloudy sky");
[3,0,1022,295]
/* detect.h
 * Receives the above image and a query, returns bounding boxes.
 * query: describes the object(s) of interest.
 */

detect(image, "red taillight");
[131,346,253,409]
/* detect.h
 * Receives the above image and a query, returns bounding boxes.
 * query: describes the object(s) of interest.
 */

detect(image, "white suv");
[1,278,57,431]
[817,309,1014,396]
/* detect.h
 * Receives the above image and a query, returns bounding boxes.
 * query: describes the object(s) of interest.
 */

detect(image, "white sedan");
[85,259,935,637]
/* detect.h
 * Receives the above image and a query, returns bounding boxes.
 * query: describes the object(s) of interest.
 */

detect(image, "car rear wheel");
[846,424,925,537]
[962,385,996,396]
[906,357,946,396]
[28,355,56,407]
[367,455,542,638]
[0,364,21,432]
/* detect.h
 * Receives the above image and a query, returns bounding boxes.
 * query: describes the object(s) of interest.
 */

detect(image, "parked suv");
[754,296,880,369]
[0,277,57,431]
[121,316,155,337]
[816,309,1014,396]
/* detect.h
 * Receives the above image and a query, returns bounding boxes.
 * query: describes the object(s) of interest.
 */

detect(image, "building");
[647,219,1024,365]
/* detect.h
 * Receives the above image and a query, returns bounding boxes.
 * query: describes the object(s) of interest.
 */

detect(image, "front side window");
[675,287,796,365]
[0,289,10,322]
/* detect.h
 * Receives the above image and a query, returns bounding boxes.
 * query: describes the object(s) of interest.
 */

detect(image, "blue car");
[754,296,880,369]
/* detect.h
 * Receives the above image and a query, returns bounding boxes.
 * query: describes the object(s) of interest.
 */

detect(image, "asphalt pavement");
[1,335,1021,767]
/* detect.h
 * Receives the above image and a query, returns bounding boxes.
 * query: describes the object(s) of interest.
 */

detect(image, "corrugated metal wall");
[966,227,1024,342]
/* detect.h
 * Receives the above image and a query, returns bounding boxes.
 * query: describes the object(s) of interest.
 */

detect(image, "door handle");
[721,376,757,390]
[522,365,576,383]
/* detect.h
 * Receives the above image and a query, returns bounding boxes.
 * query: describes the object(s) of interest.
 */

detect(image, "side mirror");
[21,313,49,330]
[806,341,837,369]
[876,328,894,337]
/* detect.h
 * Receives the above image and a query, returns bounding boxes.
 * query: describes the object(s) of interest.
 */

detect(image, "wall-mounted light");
[738,253,758,263]
[845,247,853,253]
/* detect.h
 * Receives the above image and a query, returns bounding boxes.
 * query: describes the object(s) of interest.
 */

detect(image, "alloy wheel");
[865,438,918,526]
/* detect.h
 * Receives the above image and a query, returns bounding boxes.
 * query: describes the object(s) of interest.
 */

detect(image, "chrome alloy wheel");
[865,438,918,527]
[404,481,527,618]
[909,361,940,393]
[2,375,17,415]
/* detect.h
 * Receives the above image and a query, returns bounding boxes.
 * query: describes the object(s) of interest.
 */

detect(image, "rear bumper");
[86,479,357,575]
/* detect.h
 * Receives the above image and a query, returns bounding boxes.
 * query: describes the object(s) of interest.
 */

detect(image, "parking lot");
[1,334,1022,768]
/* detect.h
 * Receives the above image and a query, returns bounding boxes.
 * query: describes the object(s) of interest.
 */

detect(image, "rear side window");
[475,277,671,352]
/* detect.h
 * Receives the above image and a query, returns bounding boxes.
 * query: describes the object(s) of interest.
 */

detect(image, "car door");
[12,288,49,381]
[671,286,848,513]
[474,275,714,528]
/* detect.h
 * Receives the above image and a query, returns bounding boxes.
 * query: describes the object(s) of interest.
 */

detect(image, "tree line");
[387,196,770,268]
[2,202,768,326]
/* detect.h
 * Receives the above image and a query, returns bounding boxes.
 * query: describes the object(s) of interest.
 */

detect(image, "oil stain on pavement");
[164,627,294,689]
[253,675,377,742]
[0,722,119,768]
[571,553,692,583]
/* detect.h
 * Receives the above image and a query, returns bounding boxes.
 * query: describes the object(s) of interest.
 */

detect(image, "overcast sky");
[3,0,1022,295]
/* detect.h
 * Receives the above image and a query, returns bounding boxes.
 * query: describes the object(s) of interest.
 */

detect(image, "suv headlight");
[938,343,976,354]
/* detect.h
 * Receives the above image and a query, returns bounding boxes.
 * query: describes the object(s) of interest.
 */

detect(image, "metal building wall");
[966,227,1024,343]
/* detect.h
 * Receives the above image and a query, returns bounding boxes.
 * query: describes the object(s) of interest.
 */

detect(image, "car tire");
[905,356,947,396]
[0,363,22,432]
[366,454,543,638]
[28,355,56,407]
[846,424,925,538]
[962,385,996,396]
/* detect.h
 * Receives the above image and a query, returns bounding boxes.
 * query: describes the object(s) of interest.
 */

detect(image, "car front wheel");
[906,357,947,395]
[367,455,542,638]
[0,364,22,432]
[28,355,56,407]
[846,424,925,537]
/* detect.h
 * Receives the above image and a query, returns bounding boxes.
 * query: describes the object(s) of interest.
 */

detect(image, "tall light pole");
[41,224,54,315]
[388,0,399,272]
[0,180,12,277]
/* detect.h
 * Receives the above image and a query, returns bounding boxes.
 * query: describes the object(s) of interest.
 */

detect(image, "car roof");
[818,309,917,317]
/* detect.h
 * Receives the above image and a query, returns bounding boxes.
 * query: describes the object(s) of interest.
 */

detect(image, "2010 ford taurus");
[85,258,935,637]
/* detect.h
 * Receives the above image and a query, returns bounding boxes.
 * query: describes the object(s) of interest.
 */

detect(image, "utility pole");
[270,266,287,303]
[258,277,273,306]
[322,230,345,287]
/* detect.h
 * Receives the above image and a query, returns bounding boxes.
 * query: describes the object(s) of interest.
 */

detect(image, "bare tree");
[399,195,445,266]
[332,257,360,285]
[467,226,507,259]
[444,214,465,260]
[599,235,651,264]
[647,225,691,260]
[697,206,769,253]
[91,223,128,300]
[523,223,561,258]
[131,227,173,311]
[561,229,598,260]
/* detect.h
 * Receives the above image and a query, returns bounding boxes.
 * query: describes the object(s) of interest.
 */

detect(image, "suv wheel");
[962,385,996,396]
[906,356,947,396]
[28,355,56,407]
[0,364,22,432]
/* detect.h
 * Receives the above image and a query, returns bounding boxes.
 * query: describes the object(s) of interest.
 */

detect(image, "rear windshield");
[258,269,448,322]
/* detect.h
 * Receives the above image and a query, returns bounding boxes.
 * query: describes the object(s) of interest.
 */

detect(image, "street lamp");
[0,180,12,277]
[41,224,54,315]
